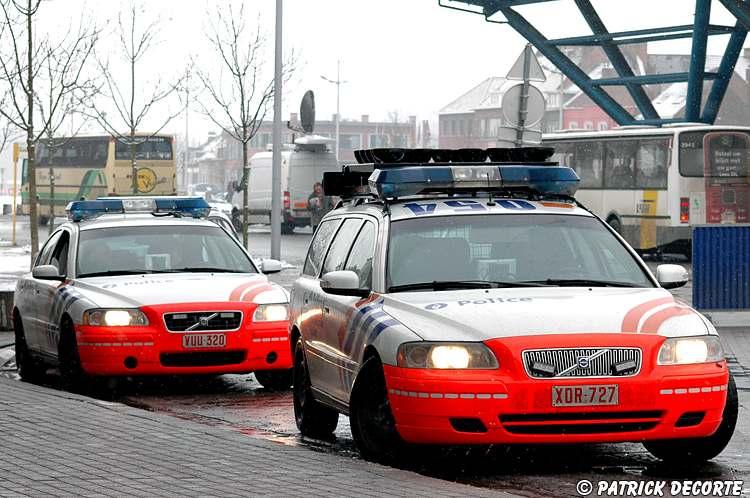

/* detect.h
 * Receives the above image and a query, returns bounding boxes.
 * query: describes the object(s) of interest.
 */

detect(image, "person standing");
[308,182,333,231]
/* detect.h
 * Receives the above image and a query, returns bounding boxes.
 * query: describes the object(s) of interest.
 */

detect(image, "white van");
[246,136,339,233]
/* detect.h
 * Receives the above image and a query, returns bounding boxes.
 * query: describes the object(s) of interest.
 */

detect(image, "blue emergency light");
[66,196,211,221]
[368,164,580,198]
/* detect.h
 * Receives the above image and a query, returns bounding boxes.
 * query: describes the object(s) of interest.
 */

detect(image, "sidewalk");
[0,377,511,498]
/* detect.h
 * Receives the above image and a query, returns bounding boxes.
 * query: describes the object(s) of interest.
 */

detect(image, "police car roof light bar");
[67,196,211,221]
[369,164,580,199]
[353,147,555,165]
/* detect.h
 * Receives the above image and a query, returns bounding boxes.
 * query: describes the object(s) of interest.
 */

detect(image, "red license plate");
[552,384,619,407]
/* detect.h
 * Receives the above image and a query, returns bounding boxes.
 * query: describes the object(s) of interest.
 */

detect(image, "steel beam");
[686,0,711,121]
[550,24,735,46]
[717,0,750,30]
[593,72,719,86]
[702,24,748,122]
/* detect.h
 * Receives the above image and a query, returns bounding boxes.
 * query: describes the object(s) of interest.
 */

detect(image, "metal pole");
[515,44,532,147]
[12,145,18,246]
[558,70,564,130]
[335,60,340,163]
[184,80,190,195]
[270,0,283,260]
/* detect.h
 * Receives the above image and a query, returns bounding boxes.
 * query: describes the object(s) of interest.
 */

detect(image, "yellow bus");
[21,134,176,223]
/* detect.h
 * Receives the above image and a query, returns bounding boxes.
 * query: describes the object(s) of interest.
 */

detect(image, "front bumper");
[75,302,292,376]
[384,334,729,445]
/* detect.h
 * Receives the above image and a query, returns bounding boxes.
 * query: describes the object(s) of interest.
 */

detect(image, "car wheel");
[292,337,339,438]
[643,374,738,463]
[13,313,45,383]
[281,222,295,235]
[349,355,406,463]
[58,318,88,393]
[254,369,292,391]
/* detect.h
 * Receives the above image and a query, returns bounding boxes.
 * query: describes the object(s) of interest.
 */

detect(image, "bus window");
[115,137,173,161]
[574,141,603,188]
[604,140,638,189]
[679,130,750,178]
[635,139,669,189]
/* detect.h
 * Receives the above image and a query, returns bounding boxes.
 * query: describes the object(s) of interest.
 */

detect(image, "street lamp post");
[270,0,283,260]
[321,60,347,162]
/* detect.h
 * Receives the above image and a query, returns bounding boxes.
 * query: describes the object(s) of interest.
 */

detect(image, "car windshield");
[76,225,256,278]
[387,214,653,290]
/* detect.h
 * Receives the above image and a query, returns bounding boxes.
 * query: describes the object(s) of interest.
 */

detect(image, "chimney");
[290,112,299,123]
[361,114,369,123]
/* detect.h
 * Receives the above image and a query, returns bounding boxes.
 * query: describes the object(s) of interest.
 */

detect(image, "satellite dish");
[300,90,315,134]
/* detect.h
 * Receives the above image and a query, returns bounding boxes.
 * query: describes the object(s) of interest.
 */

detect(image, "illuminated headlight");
[397,342,499,369]
[253,304,289,322]
[83,309,149,327]
[658,336,724,365]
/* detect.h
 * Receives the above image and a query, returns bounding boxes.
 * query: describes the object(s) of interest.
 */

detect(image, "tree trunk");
[48,143,54,235]
[26,0,38,255]
[241,135,248,248]
[130,133,137,194]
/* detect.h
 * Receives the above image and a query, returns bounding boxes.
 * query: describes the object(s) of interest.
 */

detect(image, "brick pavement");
[0,377,512,498]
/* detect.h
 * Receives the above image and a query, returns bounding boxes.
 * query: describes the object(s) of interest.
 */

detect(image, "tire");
[254,369,292,391]
[58,319,88,393]
[643,374,738,463]
[349,355,406,463]
[13,313,46,383]
[281,222,295,235]
[292,338,339,438]
[607,216,622,235]
[39,215,49,226]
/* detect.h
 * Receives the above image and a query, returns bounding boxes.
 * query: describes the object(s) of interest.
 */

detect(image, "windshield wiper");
[162,267,245,273]
[526,278,640,288]
[388,280,546,293]
[77,270,153,278]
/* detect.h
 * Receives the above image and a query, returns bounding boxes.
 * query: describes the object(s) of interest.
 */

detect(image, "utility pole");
[321,60,346,163]
[270,0,283,260]
[184,72,190,195]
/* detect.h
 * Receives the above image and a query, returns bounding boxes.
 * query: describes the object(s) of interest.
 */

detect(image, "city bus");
[20,134,176,223]
[543,125,750,257]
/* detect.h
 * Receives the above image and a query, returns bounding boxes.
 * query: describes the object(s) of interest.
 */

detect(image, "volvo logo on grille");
[577,356,591,369]
[186,312,219,331]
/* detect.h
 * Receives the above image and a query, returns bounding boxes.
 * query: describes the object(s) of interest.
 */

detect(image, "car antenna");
[486,172,496,206]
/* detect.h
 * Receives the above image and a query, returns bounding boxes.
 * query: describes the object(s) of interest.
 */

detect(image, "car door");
[323,218,378,401]
[293,218,340,390]
[313,217,364,398]
[37,229,71,355]
[23,230,62,353]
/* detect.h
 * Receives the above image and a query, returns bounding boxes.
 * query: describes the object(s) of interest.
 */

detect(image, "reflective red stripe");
[639,306,695,334]
[620,297,674,333]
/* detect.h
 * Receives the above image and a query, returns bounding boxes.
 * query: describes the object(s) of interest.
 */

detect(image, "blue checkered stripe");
[340,298,400,391]
[49,285,83,325]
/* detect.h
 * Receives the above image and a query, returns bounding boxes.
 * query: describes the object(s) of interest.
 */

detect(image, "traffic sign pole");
[515,44,532,147]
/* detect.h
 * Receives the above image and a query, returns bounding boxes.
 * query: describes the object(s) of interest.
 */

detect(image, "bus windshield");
[679,130,750,178]
[115,136,173,160]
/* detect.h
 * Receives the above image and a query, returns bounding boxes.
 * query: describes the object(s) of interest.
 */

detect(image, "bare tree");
[89,1,185,194]
[195,4,295,248]
[0,0,97,254]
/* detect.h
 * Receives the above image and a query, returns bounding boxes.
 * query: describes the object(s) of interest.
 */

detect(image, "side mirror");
[32,264,65,281]
[261,259,283,274]
[656,264,689,290]
[321,270,370,298]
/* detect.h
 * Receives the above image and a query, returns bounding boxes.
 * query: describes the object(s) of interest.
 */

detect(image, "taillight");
[283,191,290,209]
[680,197,689,223]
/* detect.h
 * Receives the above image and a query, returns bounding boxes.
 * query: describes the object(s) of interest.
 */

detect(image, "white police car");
[289,148,736,464]
[13,197,293,391]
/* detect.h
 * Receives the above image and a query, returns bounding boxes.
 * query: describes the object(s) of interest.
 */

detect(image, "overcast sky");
[19,0,750,143]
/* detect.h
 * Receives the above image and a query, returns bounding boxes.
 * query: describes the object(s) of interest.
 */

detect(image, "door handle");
[323,306,330,314]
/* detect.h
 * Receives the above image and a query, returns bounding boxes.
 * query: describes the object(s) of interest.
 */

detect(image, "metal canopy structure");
[439,0,750,126]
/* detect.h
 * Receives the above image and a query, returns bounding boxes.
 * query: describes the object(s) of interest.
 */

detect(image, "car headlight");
[83,309,149,327]
[658,336,724,365]
[253,304,289,322]
[397,342,499,369]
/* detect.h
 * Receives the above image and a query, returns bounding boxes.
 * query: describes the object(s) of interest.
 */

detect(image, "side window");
[49,231,70,275]
[604,140,638,189]
[344,221,376,289]
[321,218,363,275]
[303,219,339,276]
[35,231,62,267]
[635,139,670,189]
[574,141,603,189]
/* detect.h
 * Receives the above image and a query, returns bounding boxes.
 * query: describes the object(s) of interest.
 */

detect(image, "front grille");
[163,311,242,332]
[160,350,247,367]
[500,411,662,435]
[523,347,642,378]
